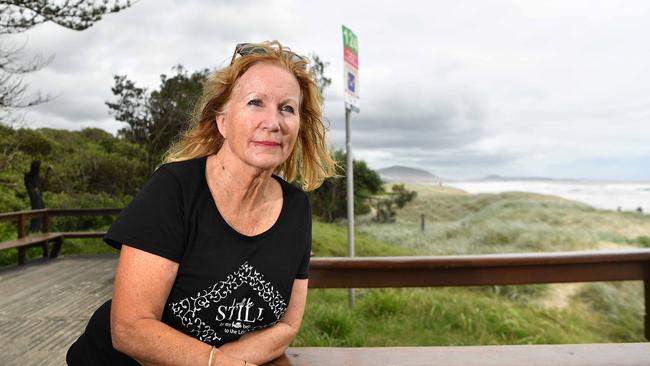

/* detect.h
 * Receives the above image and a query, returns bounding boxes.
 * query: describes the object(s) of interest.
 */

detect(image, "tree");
[308,150,384,222]
[0,0,134,33]
[106,65,208,173]
[0,0,134,121]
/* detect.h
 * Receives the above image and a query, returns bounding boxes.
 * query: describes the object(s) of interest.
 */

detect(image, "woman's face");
[217,62,301,171]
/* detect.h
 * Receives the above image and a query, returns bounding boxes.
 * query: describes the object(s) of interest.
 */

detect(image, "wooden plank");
[0,209,48,223]
[309,250,650,268]
[308,261,650,288]
[60,231,106,239]
[646,280,649,341]
[0,233,63,251]
[0,255,117,366]
[47,208,122,216]
[271,344,650,366]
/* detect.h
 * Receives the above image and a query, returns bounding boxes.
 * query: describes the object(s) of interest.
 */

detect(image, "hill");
[377,165,440,183]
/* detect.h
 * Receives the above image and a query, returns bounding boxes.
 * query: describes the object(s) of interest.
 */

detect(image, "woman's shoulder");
[157,156,207,183]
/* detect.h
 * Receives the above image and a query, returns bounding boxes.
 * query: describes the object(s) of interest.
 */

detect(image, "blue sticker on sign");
[347,72,356,92]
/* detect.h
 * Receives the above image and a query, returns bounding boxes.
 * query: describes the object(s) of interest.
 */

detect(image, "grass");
[293,286,646,346]
[312,220,412,257]
[357,184,650,255]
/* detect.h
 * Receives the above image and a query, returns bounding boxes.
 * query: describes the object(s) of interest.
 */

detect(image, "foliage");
[577,282,644,340]
[44,191,131,231]
[0,125,147,218]
[371,184,417,223]
[308,150,384,222]
[0,0,134,34]
[106,65,208,173]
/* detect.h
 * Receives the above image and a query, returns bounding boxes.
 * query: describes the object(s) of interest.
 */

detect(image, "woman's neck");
[207,147,276,213]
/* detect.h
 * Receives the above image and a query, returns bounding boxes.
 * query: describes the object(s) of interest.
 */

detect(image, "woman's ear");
[216,112,228,139]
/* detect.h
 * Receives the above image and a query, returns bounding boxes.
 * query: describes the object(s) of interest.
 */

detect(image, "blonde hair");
[162,41,336,191]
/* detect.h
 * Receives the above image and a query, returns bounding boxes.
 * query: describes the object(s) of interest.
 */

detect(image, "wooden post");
[421,214,425,232]
[17,213,25,238]
[17,213,26,265]
[643,278,650,341]
[41,210,49,258]
[43,210,49,233]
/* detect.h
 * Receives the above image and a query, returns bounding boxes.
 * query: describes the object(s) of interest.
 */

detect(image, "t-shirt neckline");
[201,155,287,241]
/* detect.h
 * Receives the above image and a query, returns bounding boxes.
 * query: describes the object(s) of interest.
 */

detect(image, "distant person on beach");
[67,41,335,366]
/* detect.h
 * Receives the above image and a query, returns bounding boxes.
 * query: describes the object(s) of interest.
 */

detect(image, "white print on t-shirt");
[215,297,264,322]
[169,262,288,343]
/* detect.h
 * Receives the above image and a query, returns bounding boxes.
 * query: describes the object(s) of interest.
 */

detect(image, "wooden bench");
[0,232,63,265]
[266,343,650,365]
[0,231,107,265]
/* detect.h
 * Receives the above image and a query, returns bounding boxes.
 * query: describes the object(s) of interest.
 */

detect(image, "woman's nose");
[260,108,281,131]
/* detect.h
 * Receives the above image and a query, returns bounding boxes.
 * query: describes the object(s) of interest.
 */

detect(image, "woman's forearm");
[218,321,298,366]
[112,317,245,366]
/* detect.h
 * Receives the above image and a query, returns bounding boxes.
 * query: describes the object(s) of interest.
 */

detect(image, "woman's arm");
[110,245,246,366]
[216,279,309,366]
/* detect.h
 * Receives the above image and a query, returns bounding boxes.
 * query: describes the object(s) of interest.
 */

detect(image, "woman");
[66,41,336,366]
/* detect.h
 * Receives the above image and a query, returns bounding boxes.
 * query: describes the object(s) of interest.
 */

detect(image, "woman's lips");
[253,140,281,147]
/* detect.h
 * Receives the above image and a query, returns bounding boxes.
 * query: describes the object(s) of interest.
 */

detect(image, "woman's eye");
[248,99,262,107]
[282,105,295,114]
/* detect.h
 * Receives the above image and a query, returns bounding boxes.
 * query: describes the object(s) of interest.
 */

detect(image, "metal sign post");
[342,25,359,307]
[345,104,354,307]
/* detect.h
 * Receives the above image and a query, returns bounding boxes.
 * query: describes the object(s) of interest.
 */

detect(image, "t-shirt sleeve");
[295,199,312,279]
[104,166,185,263]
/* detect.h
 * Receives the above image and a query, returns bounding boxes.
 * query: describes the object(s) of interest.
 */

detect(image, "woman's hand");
[217,279,308,365]
[212,349,259,366]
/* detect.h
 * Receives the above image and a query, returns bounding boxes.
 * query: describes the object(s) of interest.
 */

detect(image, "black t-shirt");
[66,155,311,365]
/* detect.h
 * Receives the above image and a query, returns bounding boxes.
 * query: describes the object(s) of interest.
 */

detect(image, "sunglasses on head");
[230,42,307,66]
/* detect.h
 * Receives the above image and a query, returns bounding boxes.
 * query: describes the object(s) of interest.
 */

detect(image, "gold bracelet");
[208,346,216,366]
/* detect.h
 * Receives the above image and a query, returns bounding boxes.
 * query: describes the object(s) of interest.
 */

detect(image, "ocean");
[444,180,650,214]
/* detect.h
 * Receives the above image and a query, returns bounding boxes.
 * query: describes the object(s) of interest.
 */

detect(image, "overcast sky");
[9,0,650,181]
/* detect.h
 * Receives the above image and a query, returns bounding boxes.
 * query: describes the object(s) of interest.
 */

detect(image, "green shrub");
[44,191,130,232]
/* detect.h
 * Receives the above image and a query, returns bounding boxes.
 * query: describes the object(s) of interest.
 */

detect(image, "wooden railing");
[308,250,650,341]
[0,208,120,264]
[0,207,122,234]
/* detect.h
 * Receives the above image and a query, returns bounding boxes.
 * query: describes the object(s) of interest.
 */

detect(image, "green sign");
[342,25,359,110]
[342,25,358,55]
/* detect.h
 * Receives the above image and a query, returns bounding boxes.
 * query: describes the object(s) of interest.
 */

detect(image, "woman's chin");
[245,156,286,172]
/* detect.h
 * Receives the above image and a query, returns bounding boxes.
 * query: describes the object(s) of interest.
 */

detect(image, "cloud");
[4,0,650,180]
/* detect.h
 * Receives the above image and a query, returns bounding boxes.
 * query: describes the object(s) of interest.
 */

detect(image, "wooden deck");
[0,254,117,366]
